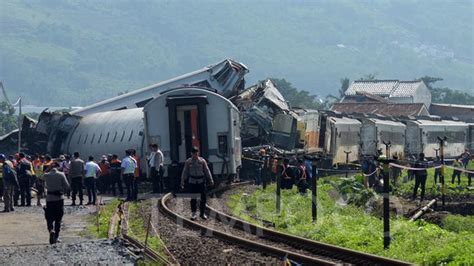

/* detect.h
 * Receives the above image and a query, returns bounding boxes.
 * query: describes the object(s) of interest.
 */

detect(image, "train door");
[167,95,209,164]
[176,105,201,162]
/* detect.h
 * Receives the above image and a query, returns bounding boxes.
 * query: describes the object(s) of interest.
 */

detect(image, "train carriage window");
[83,134,88,144]
[128,130,134,142]
[98,133,103,144]
[113,132,118,143]
[105,132,110,143]
[77,134,82,145]
[120,131,126,142]
[90,133,95,144]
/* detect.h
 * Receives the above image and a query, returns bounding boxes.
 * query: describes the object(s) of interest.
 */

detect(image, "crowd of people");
[0,149,145,212]
[0,145,165,244]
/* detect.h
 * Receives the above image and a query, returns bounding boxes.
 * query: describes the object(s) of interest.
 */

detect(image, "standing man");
[413,153,428,202]
[84,156,101,205]
[60,155,71,198]
[42,162,69,244]
[1,154,18,212]
[180,147,214,220]
[17,153,33,207]
[148,144,164,193]
[98,155,110,194]
[109,154,123,196]
[69,152,85,206]
[121,150,137,201]
[34,155,45,206]
[451,157,462,185]
[461,149,471,169]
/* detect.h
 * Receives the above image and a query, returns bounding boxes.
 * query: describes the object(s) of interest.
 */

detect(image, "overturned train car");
[61,87,241,181]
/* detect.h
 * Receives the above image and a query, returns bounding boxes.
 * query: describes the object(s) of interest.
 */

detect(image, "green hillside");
[0,0,472,106]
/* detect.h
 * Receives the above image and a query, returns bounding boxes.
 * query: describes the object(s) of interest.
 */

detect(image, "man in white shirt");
[84,156,101,205]
[148,144,164,193]
[121,150,137,201]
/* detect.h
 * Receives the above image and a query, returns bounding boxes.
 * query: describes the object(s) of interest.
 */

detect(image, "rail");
[206,204,409,265]
[108,200,175,265]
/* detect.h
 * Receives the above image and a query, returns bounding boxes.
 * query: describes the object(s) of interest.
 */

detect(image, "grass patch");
[228,182,474,265]
[84,199,121,238]
[127,201,168,265]
[443,215,474,234]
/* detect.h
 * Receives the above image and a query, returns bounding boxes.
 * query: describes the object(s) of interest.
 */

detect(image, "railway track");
[108,200,175,265]
[160,191,410,265]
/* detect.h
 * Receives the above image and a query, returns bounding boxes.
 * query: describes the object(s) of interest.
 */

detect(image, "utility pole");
[437,136,447,206]
[17,97,22,153]
[434,148,439,158]
[344,150,351,178]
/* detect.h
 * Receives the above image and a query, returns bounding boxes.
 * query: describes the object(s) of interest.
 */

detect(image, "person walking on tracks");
[69,152,85,206]
[413,153,428,202]
[121,150,138,201]
[1,154,19,212]
[180,147,214,221]
[42,162,70,244]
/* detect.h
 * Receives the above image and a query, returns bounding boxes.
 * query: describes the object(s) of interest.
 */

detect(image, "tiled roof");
[331,102,428,117]
[345,80,399,96]
[391,81,424,97]
[345,79,426,98]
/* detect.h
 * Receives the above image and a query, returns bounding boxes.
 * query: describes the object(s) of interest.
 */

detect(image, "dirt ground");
[0,196,113,246]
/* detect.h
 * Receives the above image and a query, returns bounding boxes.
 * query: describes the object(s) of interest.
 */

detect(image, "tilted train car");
[143,87,241,179]
[323,116,361,164]
[65,108,146,169]
[359,118,406,158]
[63,87,241,182]
[405,119,468,158]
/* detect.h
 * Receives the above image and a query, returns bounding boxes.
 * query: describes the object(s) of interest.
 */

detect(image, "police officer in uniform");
[180,147,214,221]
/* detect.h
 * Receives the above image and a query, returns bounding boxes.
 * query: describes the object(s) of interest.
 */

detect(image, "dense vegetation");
[1,0,472,106]
[228,182,474,264]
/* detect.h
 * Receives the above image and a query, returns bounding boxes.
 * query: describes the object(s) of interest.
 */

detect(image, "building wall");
[413,83,432,108]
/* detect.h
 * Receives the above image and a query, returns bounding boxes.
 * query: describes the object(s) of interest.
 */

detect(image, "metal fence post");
[381,158,391,249]
[276,158,281,214]
[311,158,318,222]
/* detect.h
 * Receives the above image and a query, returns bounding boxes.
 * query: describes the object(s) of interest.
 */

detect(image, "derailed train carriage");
[62,87,241,183]
[292,111,471,165]
[405,119,468,158]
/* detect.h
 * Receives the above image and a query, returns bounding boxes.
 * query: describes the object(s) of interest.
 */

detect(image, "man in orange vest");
[296,159,309,194]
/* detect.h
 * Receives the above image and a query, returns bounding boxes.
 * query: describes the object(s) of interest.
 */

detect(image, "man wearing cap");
[42,162,70,244]
[1,154,18,212]
[180,147,214,220]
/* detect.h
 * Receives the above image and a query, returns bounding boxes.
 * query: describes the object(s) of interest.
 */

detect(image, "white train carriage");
[405,119,468,158]
[324,116,361,164]
[360,118,406,158]
[143,87,241,177]
[65,108,146,168]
